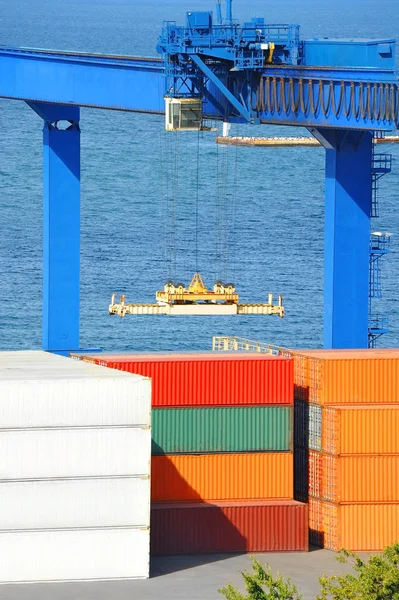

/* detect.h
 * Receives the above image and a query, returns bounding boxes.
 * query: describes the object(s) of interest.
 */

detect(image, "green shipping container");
[152,406,292,454]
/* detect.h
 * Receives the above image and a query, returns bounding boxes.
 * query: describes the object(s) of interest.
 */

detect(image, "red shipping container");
[75,353,293,406]
[151,500,308,554]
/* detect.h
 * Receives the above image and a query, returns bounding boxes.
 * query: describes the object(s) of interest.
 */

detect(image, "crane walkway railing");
[212,335,291,356]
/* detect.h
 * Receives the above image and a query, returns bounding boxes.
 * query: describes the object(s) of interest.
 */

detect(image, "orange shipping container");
[309,498,399,552]
[323,405,399,455]
[292,349,399,405]
[151,453,293,501]
[303,454,399,503]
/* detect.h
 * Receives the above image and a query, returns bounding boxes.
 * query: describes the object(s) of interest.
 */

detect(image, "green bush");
[219,557,303,600]
[218,544,399,600]
[317,543,399,600]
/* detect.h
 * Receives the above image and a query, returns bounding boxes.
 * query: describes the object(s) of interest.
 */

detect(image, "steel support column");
[311,127,373,348]
[29,102,81,354]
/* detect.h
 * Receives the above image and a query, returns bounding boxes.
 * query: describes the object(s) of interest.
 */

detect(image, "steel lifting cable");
[266,76,273,113]
[256,72,399,124]
[165,130,174,280]
[359,83,366,120]
[372,83,378,121]
[231,130,239,284]
[195,129,200,274]
[290,77,301,113]
[385,83,392,121]
[222,139,229,283]
[331,81,345,118]
[256,77,263,112]
[299,79,308,115]
[375,83,382,121]
[281,77,290,114]
[215,130,221,282]
[318,79,331,117]
[385,84,391,121]
[309,79,317,116]
[392,83,399,123]
[171,130,180,282]
[343,82,353,119]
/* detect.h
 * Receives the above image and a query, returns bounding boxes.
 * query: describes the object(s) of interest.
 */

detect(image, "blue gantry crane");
[0,0,398,354]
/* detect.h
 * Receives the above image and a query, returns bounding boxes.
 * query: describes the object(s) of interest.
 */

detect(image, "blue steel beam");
[0,48,398,130]
[255,68,399,131]
[0,48,164,113]
[190,55,252,121]
[314,128,372,349]
[29,102,81,354]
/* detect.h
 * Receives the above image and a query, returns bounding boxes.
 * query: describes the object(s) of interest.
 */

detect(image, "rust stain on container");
[309,498,399,552]
[151,453,293,501]
[292,350,399,405]
[151,500,308,554]
[76,353,294,406]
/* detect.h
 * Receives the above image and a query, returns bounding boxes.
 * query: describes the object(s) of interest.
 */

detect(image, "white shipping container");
[0,427,151,479]
[0,477,150,530]
[0,527,150,583]
[0,351,151,428]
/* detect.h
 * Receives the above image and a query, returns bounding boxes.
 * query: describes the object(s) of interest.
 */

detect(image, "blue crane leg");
[312,128,372,348]
[28,103,82,354]
[42,120,80,353]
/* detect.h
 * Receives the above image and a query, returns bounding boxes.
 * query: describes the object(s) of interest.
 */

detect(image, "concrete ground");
[2,549,355,600]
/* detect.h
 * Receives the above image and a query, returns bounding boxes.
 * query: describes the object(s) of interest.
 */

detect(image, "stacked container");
[0,351,151,583]
[293,349,399,551]
[73,352,309,554]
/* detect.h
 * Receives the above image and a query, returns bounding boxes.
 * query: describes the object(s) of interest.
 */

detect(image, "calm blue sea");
[0,0,398,352]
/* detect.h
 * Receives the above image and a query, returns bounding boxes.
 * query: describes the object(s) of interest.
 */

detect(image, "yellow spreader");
[109,273,284,317]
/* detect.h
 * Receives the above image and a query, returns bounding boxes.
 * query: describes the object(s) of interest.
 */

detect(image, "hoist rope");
[222,136,229,283]
[215,128,222,282]
[230,125,239,283]
[195,129,200,273]
[171,130,179,281]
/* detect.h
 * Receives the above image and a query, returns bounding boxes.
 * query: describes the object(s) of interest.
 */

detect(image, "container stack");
[0,351,152,583]
[293,349,399,551]
[73,352,309,554]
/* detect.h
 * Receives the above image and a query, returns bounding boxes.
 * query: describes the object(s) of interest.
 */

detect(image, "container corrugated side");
[296,452,399,503]
[293,350,399,405]
[79,353,294,406]
[309,498,399,551]
[0,427,151,479]
[0,378,151,428]
[151,500,308,554]
[152,406,292,454]
[0,351,151,428]
[0,477,150,530]
[323,405,399,455]
[323,454,399,503]
[340,503,399,552]
[0,528,150,583]
[151,452,293,501]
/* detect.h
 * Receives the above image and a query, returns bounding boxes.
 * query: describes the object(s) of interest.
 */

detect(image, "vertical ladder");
[368,134,392,347]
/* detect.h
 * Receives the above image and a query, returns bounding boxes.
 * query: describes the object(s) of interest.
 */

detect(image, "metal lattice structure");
[368,134,393,346]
